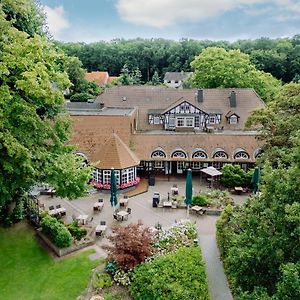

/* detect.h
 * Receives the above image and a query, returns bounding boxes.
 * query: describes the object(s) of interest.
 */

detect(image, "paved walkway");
[39,178,246,300]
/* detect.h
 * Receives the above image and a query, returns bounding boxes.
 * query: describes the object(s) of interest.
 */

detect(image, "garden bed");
[36,226,95,257]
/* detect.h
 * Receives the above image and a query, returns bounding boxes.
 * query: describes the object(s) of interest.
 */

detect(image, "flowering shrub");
[152,220,197,255]
[90,177,140,190]
[113,269,131,286]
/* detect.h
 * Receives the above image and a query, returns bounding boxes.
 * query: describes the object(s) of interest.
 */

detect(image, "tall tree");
[190,47,281,102]
[0,1,91,213]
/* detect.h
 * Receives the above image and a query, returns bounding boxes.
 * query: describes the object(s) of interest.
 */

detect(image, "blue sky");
[40,0,300,42]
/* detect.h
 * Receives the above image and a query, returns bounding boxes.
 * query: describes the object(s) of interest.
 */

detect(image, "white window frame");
[186,117,194,127]
[192,151,207,159]
[213,151,228,159]
[153,116,160,125]
[171,151,187,158]
[154,161,164,168]
[122,167,135,184]
[151,150,166,158]
[209,116,216,124]
[234,151,249,159]
[229,115,238,124]
[176,117,185,127]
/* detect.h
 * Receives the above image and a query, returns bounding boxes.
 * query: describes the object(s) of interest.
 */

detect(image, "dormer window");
[229,115,238,124]
[153,116,160,125]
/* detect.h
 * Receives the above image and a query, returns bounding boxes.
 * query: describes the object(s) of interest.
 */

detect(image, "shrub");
[93,272,113,289]
[130,246,209,300]
[41,215,72,248]
[70,92,93,102]
[192,194,209,206]
[104,222,154,270]
[153,220,197,254]
[220,164,252,188]
[67,221,87,240]
[113,269,131,286]
[11,199,26,223]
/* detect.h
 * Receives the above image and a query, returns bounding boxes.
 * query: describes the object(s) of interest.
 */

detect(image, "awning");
[200,166,222,177]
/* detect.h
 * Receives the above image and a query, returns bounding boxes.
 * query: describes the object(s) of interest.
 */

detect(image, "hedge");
[130,246,210,300]
[41,215,72,248]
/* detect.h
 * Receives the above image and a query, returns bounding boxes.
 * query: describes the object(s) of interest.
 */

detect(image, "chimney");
[197,89,204,102]
[229,91,236,108]
[122,96,127,101]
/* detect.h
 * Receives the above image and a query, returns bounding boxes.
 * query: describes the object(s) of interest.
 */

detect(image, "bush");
[130,246,209,300]
[93,272,113,289]
[70,92,93,102]
[220,164,253,188]
[104,223,154,270]
[11,199,26,223]
[192,194,209,206]
[67,221,87,240]
[41,215,72,248]
[153,220,197,254]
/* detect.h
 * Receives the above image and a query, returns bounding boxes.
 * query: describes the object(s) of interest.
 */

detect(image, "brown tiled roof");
[92,133,139,169]
[107,76,119,84]
[132,132,262,163]
[69,115,134,160]
[85,71,109,86]
[96,86,265,130]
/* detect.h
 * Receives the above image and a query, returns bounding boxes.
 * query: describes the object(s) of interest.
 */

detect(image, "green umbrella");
[251,167,260,194]
[185,169,193,215]
[110,168,118,210]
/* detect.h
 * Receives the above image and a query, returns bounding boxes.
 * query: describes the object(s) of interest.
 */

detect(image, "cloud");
[43,5,70,38]
[116,0,300,28]
[116,0,266,28]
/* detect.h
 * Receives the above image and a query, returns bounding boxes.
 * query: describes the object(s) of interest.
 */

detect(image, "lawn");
[0,222,102,300]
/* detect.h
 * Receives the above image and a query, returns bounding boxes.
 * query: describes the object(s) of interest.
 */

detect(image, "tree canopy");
[190,47,281,101]
[56,36,300,85]
[0,1,91,213]
[217,82,300,299]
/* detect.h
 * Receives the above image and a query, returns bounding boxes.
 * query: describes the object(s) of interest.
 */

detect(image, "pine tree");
[151,71,160,85]
[119,64,133,85]
[132,67,142,84]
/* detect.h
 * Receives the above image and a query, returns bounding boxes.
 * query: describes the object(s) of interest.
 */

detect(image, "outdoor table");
[117,210,129,221]
[95,224,107,236]
[48,209,58,217]
[163,201,172,208]
[234,187,243,195]
[170,187,178,195]
[56,206,66,216]
[191,205,203,214]
[93,202,104,211]
[77,214,89,225]
[119,198,129,206]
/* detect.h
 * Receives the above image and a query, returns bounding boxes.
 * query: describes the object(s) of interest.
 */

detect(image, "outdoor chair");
[100,221,106,226]
[172,184,178,188]
[49,205,55,211]
[98,199,104,203]
[199,209,207,215]
[113,214,119,221]
[56,204,61,209]
[126,207,132,215]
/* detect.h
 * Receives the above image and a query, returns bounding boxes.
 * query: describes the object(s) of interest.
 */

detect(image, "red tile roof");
[85,71,109,86]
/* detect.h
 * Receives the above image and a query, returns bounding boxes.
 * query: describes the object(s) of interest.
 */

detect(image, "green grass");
[0,222,102,300]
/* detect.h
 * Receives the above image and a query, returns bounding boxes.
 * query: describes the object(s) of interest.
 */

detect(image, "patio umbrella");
[251,167,260,194]
[110,168,118,211]
[185,169,193,216]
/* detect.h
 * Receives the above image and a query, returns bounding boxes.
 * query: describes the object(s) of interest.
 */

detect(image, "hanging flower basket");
[91,177,140,190]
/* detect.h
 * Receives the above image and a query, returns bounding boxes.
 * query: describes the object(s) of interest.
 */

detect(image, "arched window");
[171,150,187,158]
[151,150,166,158]
[192,150,208,159]
[234,151,250,159]
[213,148,228,159]
[254,148,262,159]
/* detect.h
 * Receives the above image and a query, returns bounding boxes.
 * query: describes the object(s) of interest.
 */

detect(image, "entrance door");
[177,161,184,174]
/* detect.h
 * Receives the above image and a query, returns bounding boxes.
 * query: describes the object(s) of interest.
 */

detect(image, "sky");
[40,0,300,43]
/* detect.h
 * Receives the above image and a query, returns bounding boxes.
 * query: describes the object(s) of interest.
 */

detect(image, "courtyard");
[38,177,249,300]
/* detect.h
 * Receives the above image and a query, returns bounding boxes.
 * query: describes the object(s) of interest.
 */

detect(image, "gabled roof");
[107,76,119,84]
[85,71,109,86]
[96,86,265,130]
[164,72,193,81]
[92,133,139,169]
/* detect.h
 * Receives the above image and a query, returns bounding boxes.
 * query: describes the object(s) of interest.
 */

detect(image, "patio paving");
[39,177,248,300]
